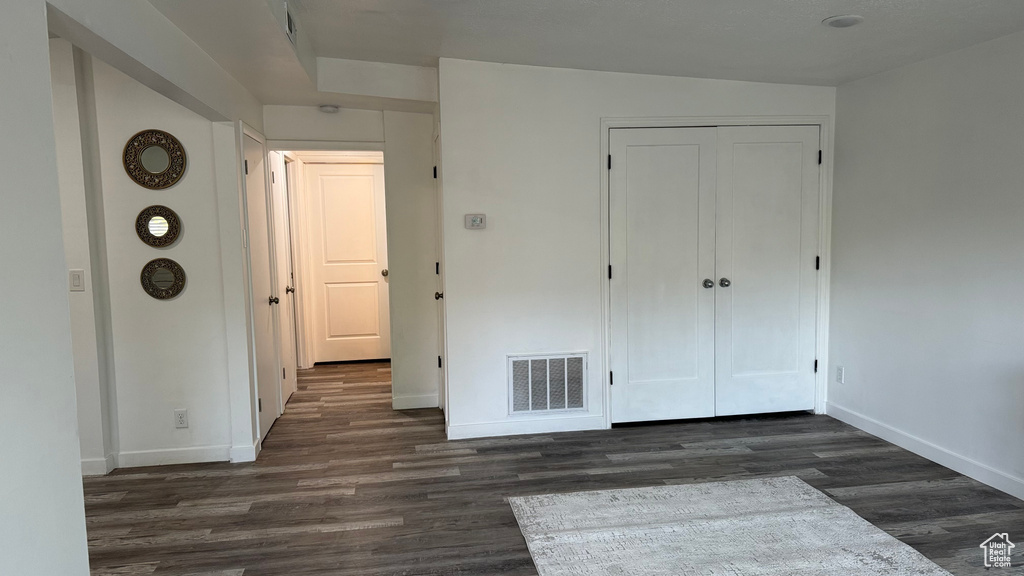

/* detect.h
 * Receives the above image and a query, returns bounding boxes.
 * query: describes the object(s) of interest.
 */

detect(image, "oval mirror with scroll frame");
[136,205,181,248]
[140,258,186,300]
[123,129,187,189]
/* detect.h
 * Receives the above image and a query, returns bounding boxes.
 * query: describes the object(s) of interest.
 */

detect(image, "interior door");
[305,162,391,362]
[243,134,282,442]
[610,127,717,423]
[269,151,297,402]
[714,126,820,416]
[434,132,448,419]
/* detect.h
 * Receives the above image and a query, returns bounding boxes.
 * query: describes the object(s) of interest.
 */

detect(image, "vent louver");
[509,353,587,414]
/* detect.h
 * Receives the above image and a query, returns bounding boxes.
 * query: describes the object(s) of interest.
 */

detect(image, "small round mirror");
[148,216,170,237]
[150,267,176,289]
[141,258,186,300]
[139,145,171,174]
[123,129,186,189]
[136,206,180,247]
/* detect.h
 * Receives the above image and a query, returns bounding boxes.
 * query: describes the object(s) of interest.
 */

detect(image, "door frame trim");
[599,116,834,429]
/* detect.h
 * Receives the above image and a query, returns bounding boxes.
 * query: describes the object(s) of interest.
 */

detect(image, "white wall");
[0,2,90,574]
[88,58,236,466]
[50,38,116,475]
[265,105,442,408]
[47,0,263,128]
[438,58,835,439]
[828,31,1024,499]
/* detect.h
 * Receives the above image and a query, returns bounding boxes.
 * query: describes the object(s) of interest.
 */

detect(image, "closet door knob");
[703,279,714,289]
[381,269,389,277]
[719,278,731,288]
[269,296,280,305]
[435,292,444,300]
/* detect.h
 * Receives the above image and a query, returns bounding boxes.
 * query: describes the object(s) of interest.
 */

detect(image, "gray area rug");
[509,476,952,575]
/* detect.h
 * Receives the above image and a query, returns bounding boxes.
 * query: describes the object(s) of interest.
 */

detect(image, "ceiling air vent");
[508,353,587,414]
[284,3,298,45]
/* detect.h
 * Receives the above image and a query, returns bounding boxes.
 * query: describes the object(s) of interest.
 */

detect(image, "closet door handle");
[269,296,280,305]
[435,292,444,300]
[703,279,714,289]
[719,278,731,288]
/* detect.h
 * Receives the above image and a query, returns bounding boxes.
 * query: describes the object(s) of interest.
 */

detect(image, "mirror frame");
[135,205,181,248]
[123,129,187,189]
[140,258,186,300]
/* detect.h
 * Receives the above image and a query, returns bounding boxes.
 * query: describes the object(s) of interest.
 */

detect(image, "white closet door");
[714,126,820,416]
[610,128,717,423]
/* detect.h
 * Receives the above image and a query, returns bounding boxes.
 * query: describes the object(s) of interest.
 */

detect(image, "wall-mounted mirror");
[135,205,181,247]
[123,129,186,189]
[140,258,186,300]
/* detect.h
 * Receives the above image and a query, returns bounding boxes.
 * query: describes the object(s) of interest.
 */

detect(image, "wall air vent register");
[508,353,587,414]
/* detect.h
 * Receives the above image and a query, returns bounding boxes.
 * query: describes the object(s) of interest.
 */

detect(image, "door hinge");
[818,150,823,165]
[271,171,275,183]
[609,371,614,385]
[283,367,286,379]
[244,159,249,175]
[814,359,818,373]
[258,398,262,412]
[438,356,443,368]
[608,154,612,170]
[815,256,820,270]
[435,262,440,275]
[433,166,437,179]
[608,265,612,279]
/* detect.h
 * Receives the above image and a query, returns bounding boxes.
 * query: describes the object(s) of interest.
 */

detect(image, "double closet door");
[610,126,820,424]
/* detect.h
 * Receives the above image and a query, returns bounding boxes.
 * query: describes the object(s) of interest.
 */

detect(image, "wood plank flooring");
[83,362,1024,575]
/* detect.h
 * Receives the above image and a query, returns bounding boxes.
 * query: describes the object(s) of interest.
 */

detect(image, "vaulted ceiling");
[151,0,1024,108]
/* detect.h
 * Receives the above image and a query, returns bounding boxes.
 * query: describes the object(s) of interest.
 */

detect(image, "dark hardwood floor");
[83,362,1024,575]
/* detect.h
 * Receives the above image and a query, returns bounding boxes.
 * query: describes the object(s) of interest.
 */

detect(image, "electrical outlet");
[836,366,845,385]
[174,409,189,429]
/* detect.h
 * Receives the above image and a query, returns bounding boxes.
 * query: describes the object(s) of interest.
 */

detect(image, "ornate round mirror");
[135,205,181,247]
[140,258,186,300]
[123,129,186,189]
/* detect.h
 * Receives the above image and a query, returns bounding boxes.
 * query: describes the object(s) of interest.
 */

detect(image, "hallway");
[82,363,1023,575]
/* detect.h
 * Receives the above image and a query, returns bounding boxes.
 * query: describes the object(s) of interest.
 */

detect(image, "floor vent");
[509,353,587,414]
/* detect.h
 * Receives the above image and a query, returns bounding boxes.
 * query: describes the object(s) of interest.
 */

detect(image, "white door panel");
[715,126,819,416]
[306,163,390,362]
[610,128,717,423]
[610,125,820,423]
[243,134,281,442]
[269,151,297,403]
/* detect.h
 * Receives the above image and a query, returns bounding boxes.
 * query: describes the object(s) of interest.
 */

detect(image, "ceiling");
[152,0,1024,107]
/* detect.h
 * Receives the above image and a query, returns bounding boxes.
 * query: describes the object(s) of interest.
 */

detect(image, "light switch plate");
[69,269,86,292]
[464,214,486,229]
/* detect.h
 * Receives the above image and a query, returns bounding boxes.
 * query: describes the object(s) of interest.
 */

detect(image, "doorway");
[265,142,444,415]
[609,125,821,423]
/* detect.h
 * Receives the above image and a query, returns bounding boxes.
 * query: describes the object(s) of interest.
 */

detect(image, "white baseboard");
[230,441,259,463]
[117,445,231,468]
[827,402,1024,500]
[81,454,116,476]
[392,394,439,410]
[447,414,607,440]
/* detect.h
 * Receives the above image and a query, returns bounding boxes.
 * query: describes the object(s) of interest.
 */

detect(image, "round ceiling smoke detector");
[319,104,340,113]
[823,14,864,28]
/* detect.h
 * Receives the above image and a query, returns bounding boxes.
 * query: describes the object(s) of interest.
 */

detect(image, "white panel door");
[715,126,820,416]
[610,127,717,423]
[243,134,281,442]
[269,152,297,402]
[306,163,391,362]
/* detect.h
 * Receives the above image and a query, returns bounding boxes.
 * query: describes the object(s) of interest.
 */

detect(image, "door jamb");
[599,116,834,429]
